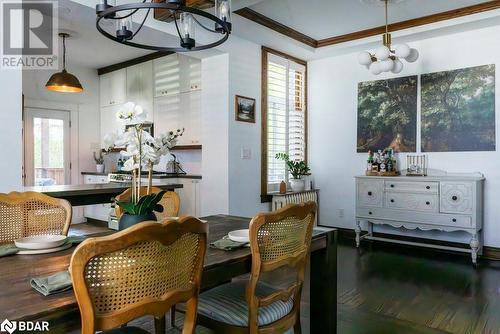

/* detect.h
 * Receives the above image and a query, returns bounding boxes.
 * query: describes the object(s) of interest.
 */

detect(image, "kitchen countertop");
[23,181,183,206]
[81,171,202,179]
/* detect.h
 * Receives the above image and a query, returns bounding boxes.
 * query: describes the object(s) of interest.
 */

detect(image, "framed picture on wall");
[235,95,256,123]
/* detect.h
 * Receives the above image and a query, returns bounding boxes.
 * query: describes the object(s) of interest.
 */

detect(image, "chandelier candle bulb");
[215,0,232,30]
[375,46,390,61]
[358,51,373,66]
[394,44,411,58]
[406,48,420,63]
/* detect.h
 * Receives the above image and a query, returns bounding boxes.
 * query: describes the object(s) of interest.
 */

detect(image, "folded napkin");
[210,236,248,251]
[30,271,72,296]
[0,235,87,258]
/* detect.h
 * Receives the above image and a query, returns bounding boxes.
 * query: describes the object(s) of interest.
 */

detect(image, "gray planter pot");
[119,212,157,231]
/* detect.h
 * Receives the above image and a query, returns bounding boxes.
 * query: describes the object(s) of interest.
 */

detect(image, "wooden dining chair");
[195,202,317,334]
[0,191,72,244]
[114,187,180,220]
[70,217,208,334]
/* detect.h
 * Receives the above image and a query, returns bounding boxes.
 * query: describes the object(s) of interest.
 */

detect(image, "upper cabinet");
[154,54,201,98]
[154,54,181,97]
[100,69,127,107]
[126,61,154,122]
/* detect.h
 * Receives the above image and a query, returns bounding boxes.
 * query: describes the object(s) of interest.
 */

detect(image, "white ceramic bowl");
[228,229,250,243]
[14,235,67,250]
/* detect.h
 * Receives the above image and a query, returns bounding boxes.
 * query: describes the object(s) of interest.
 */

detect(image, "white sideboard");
[355,173,484,264]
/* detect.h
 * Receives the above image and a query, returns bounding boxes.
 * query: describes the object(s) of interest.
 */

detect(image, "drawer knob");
[452,196,458,201]
[426,186,430,189]
[369,211,373,215]
[390,199,394,203]
[452,218,457,222]
[426,201,430,205]
[367,191,372,196]
[390,184,394,188]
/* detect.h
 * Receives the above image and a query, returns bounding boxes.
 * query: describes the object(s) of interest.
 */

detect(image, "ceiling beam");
[317,0,500,47]
[153,0,214,22]
[234,7,317,48]
[234,0,500,49]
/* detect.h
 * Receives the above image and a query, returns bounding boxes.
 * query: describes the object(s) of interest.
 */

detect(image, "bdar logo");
[0,319,16,334]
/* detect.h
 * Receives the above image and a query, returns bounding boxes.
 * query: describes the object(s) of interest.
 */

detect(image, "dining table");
[0,215,337,334]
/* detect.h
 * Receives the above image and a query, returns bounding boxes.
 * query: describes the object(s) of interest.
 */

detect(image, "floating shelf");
[103,145,202,153]
[171,145,202,151]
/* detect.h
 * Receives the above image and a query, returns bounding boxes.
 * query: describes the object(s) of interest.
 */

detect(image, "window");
[261,47,307,200]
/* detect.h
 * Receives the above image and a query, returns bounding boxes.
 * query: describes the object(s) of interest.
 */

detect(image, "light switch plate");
[241,148,251,160]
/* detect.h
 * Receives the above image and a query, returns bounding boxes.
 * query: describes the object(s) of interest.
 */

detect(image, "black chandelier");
[96,0,232,52]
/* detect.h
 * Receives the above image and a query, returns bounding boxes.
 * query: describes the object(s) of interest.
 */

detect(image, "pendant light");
[358,0,419,75]
[46,33,83,93]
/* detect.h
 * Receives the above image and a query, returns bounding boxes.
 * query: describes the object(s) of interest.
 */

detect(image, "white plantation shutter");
[266,53,307,192]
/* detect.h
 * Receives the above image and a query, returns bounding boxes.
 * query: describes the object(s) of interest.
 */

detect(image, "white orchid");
[104,103,184,203]
[116,102,146,124]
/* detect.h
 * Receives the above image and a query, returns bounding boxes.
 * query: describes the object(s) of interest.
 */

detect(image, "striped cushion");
[198,280,294,327]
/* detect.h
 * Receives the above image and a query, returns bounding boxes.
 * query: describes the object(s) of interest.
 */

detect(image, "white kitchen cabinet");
[154,94,182,136]
[126,61,153,121]
[154,54,181,98]
[180,55,201,93]
[100,69,127,107]
[83,175,112,222]
[101,104,125,147]
[154,91,201,145]
[176,178,201,217]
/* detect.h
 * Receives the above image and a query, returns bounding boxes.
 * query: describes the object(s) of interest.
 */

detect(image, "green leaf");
[154,204,164,213]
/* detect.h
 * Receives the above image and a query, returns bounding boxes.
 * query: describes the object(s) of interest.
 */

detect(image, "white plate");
[14,235,67,250]
[17,243,72,255]
[228,229,250,243]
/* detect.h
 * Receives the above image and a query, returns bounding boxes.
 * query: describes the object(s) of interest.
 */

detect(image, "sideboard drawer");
[385,193,438,213]
[357,179,384,207]
[384,181,438,194]
[440,182,474,214]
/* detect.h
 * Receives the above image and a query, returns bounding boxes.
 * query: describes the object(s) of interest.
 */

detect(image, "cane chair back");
[70,217,208,334]
[0,191,72,244]
[247,202,316,333]
[114,187,180,220]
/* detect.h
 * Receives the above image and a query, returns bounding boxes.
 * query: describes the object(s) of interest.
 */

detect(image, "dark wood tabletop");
[0,215,336,333]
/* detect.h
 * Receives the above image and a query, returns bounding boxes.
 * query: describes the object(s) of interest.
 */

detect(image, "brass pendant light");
[46,33,83,93]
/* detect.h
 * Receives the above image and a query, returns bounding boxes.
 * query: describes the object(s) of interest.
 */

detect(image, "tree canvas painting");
[421,64,495,152]
[357,76,418,153]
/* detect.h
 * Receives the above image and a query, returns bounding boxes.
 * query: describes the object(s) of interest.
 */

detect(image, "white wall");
[227,37,269,217]
[0,68,23,192]
[200,54,230,215]
[22,63,101,183]
[309,25,500,247]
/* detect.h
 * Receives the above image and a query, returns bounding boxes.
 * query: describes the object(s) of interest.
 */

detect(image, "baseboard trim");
[325,226,500,261]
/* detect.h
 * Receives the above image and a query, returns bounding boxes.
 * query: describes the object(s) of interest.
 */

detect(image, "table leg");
[311,230,337,334]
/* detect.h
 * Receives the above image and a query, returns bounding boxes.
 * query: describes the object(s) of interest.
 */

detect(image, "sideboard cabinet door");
[357,179,384,207]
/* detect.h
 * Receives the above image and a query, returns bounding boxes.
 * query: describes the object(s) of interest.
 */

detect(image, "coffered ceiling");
[244,0,491,41]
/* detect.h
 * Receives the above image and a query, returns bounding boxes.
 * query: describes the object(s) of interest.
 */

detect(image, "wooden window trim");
[261,46,308,203]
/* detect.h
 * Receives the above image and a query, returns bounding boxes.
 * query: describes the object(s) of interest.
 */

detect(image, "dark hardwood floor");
[67,228,500,333]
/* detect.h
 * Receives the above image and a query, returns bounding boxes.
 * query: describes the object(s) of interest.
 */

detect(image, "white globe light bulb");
[394,44,411,58]
[391,59,403,74]
[405,48,419,63]
[358,51,373,66]
[375,46,390,61]
[380,59,394,72]
[370,62,382,75]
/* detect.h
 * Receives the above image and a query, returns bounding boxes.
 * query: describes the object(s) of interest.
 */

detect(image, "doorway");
[24,108,71,186]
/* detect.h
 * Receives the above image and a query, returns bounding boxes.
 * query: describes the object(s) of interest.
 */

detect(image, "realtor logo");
[0,319,16,334]
[1,0,58,69]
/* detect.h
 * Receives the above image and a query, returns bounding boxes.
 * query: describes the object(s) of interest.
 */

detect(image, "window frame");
[261,46,308,202]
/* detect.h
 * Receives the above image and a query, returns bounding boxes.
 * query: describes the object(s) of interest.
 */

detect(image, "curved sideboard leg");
[355,220,361,248]
[470,232,479,265]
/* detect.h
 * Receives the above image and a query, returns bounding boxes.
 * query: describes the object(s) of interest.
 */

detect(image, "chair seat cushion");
[198,280,294,327]
[102,326,150,334]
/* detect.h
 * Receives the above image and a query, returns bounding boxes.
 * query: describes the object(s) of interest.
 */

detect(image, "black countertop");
[81,171,202,179]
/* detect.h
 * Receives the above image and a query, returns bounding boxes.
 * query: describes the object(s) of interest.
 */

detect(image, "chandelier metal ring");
[96,2,231,52]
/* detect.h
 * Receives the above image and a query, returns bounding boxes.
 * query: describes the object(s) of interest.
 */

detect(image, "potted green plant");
[93,151,105,173]
[275,153,311,192]
[116,191,166,230]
